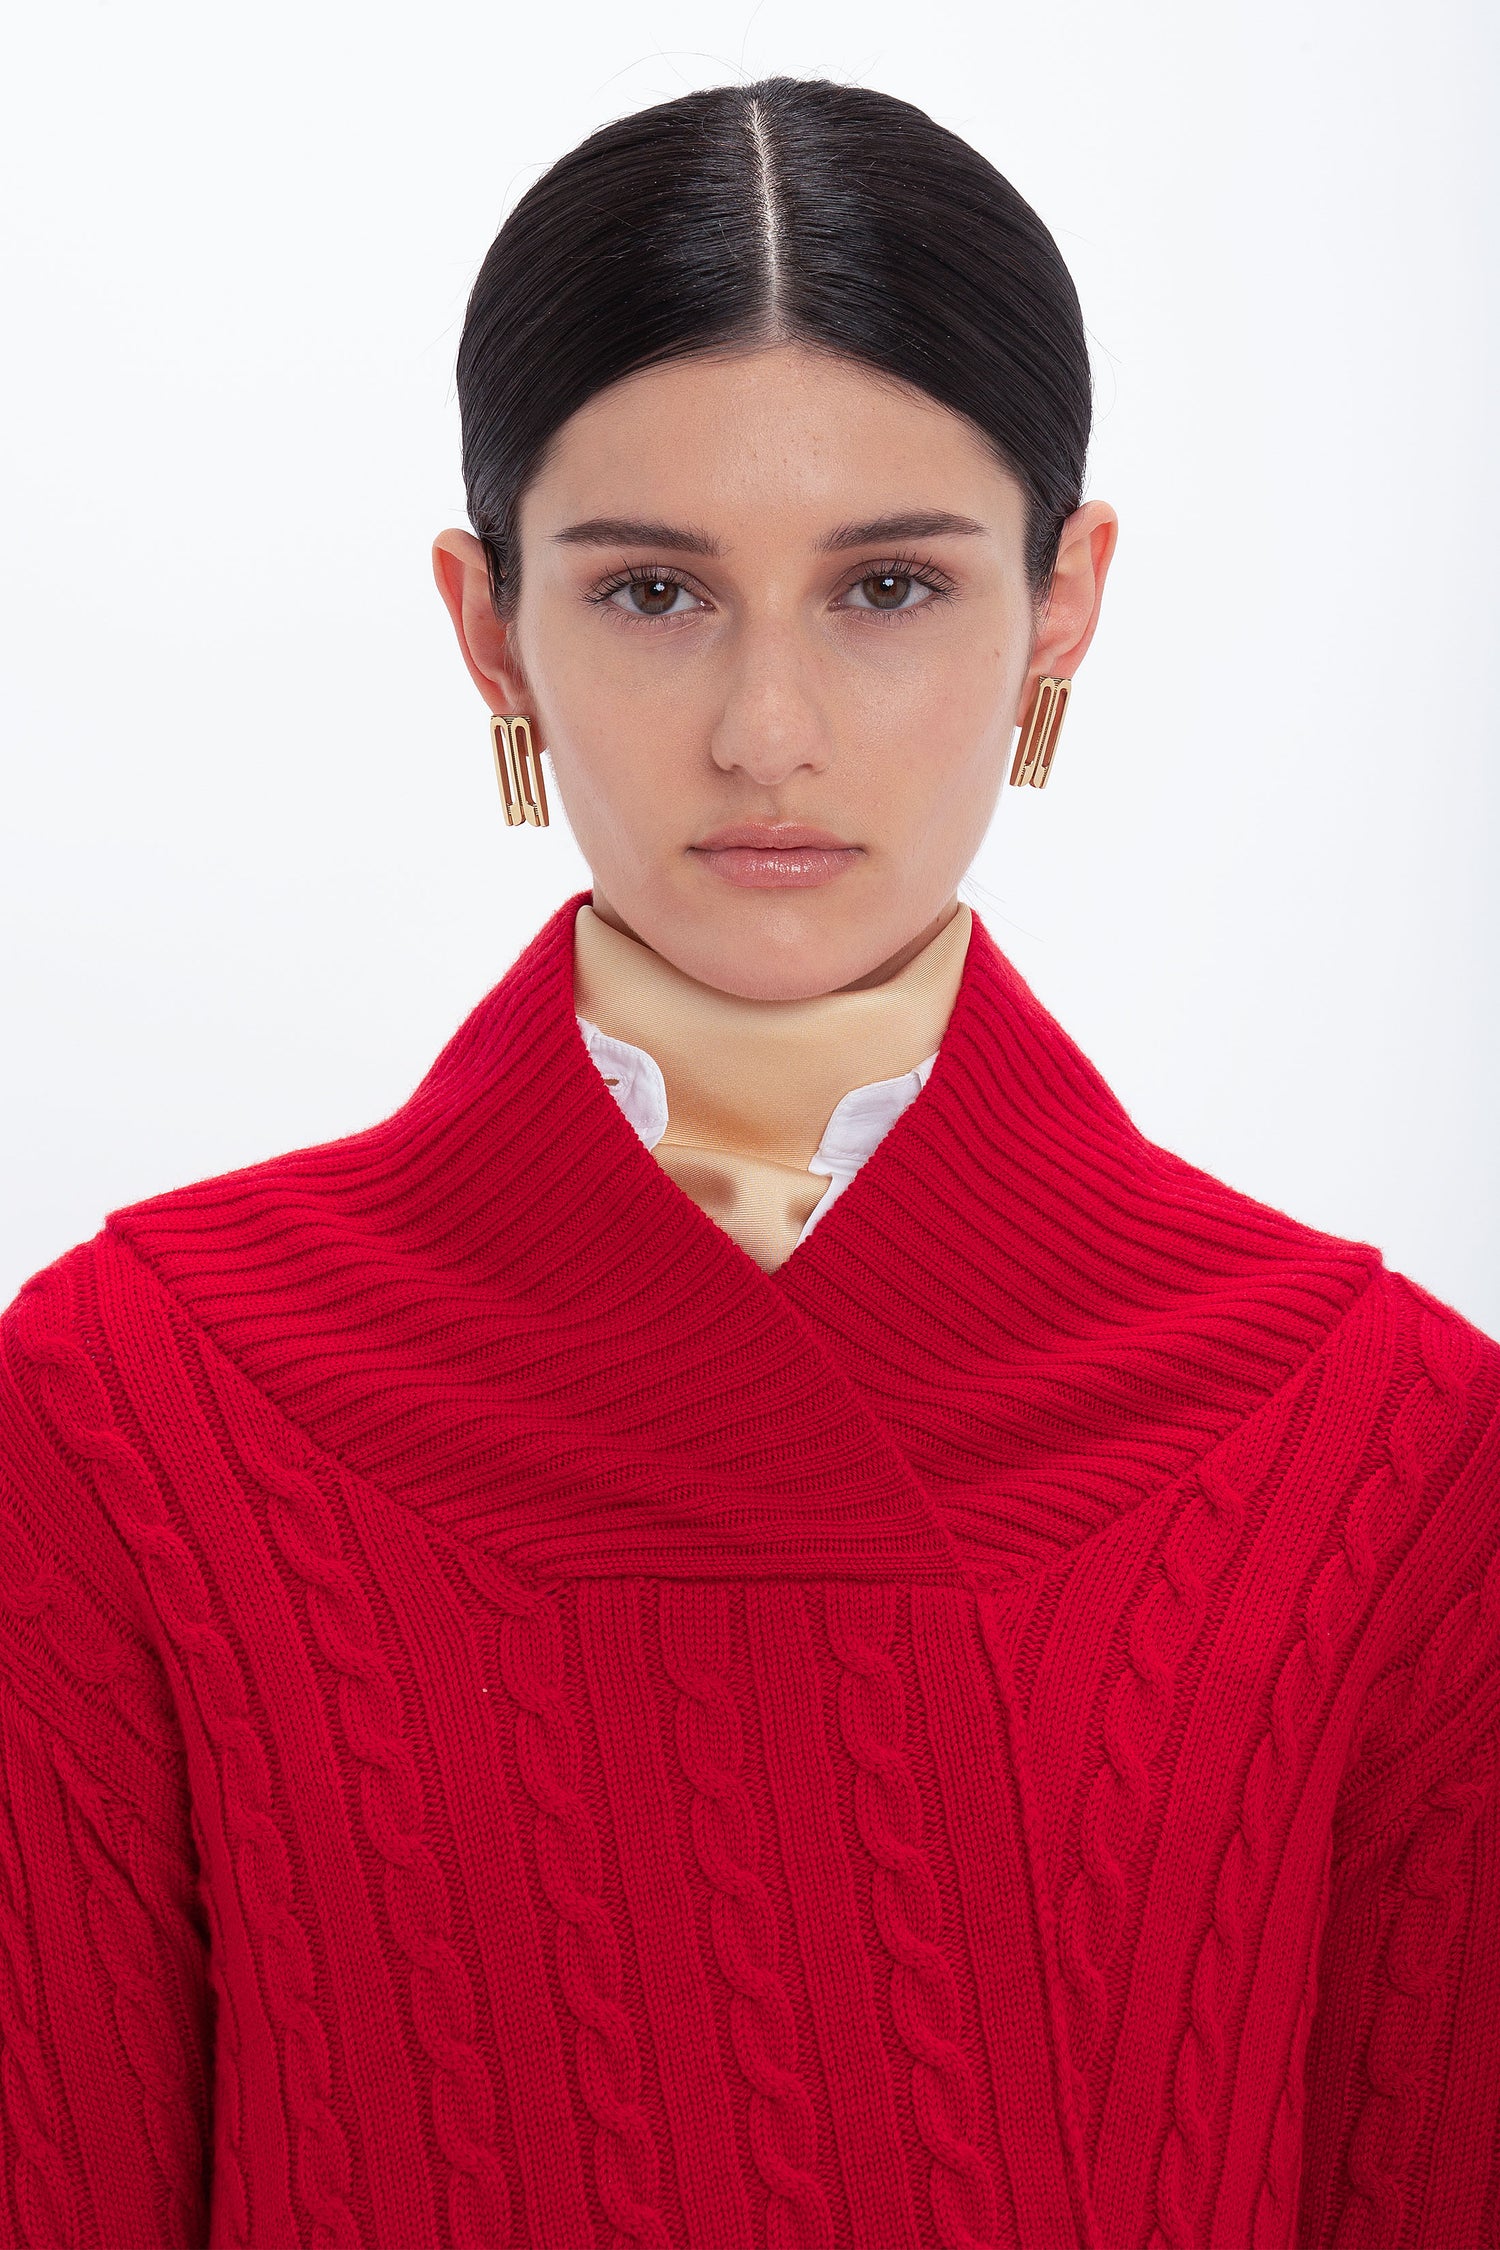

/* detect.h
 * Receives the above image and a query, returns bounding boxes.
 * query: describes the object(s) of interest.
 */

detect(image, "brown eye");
[842,568,939,614]
[622,575,686,615]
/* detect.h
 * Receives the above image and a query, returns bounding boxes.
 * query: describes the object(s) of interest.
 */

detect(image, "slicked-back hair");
[456,77,1092,614]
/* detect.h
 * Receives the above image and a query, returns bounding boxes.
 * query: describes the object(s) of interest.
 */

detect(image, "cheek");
[522,593,706,768]
[546,713,656,851]
[515,604,631,771]
[843,600,1026,727]
[861,640,1016,790]
[519,629,687,869]
[883,658,1020,866]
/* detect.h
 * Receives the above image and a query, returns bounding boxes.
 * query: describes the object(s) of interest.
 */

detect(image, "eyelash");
[586,554,957,622]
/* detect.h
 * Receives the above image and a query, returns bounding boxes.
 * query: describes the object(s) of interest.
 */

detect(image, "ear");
[1021,499,1119,706]
[431,528,529,711]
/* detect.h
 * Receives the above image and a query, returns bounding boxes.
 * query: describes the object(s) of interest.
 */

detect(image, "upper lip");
[691,823,859,851]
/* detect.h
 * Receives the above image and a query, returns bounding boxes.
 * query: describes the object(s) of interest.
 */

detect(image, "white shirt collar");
[576,1018,935,1246]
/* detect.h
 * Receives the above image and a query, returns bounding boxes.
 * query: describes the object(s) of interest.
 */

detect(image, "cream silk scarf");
[572,901,972,1271]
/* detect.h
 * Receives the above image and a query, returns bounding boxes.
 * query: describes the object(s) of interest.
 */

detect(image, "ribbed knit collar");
[108,892,1379,1585]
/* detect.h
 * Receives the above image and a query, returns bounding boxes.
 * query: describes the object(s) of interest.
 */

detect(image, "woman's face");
[435,343,1116,999]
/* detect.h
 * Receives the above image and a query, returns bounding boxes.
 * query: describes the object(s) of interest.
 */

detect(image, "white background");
[3,0,1496,1330]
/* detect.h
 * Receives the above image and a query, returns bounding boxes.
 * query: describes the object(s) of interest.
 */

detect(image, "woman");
[0,74,1495,2250]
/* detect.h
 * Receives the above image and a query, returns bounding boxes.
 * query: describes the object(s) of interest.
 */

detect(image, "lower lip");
[691,845,863,889]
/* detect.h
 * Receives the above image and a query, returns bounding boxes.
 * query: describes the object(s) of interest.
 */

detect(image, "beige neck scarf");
[572,902,972,1271]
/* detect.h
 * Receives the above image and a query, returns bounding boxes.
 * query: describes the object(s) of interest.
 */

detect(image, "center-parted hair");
[456,77,1092,611]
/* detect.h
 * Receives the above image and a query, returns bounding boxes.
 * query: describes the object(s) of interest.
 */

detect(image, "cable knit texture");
[0,892,1496,2249]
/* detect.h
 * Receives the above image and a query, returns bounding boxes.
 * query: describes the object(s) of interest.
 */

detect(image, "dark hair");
[456,77,1091,613]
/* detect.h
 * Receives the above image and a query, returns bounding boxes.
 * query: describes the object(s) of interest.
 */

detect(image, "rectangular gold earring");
[490,715,549,827]
[1009,676,1071,788]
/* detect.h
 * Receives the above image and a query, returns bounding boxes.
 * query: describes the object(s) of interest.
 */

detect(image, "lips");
[688,824,864,891]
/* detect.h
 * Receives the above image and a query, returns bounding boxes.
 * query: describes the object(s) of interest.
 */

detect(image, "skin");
[433,341,1117,1000]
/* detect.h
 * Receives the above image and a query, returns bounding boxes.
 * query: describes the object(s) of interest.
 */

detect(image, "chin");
[667,891,899,1001]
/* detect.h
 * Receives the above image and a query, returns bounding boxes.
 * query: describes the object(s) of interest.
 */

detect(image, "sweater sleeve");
[1296,1727,1500,2247]
[1297,1291,1500,2249]
[0,1252,213,2250]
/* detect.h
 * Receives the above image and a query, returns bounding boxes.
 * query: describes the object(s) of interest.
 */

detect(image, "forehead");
[519,342,1026,544]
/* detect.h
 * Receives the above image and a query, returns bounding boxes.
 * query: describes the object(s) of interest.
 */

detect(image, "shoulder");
[1378,1263,1500,1404]
[1321,1260,1499,1490]
[1113,1119,1497,1472]
[0,1230,204,1798]
[1313,1265,1500,1835]
[1244,1254,1500,1564]
[1378,1262,1500,1559]
[0,1227,196,1535]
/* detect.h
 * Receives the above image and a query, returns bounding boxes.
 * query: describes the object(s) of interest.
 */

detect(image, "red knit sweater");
[1,896,1497,2250]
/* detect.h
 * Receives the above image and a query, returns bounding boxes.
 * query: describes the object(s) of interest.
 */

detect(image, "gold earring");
[490,713,549,827]
[1009,675,1072,789]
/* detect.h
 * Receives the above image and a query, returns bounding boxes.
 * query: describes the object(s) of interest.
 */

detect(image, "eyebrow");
[549,508,989,556]
[816,510,988,550]
[551,516,721,554]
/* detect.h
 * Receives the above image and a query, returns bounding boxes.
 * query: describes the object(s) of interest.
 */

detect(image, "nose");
[707,618,835,788]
